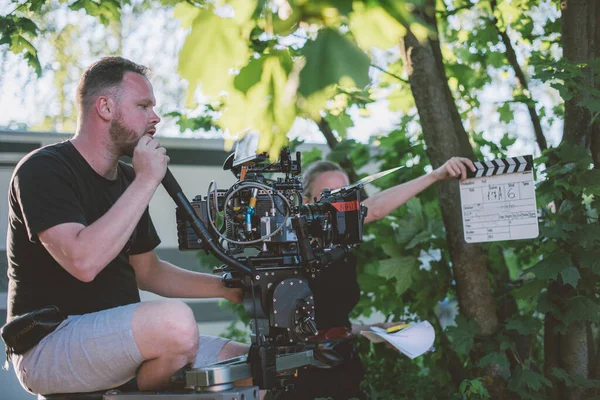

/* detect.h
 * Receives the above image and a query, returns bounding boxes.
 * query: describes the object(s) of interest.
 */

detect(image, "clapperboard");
[460,155,539,243]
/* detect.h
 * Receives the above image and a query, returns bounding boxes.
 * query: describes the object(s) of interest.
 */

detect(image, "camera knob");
[300,317,318,336]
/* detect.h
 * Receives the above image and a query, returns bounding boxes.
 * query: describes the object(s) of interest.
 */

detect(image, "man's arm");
[363,157,475,224]
[130,251,243,304]
[38,178,158,282]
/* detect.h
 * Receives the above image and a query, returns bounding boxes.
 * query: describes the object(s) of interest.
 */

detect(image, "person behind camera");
[286,156,475,399]
[3,56,250,396]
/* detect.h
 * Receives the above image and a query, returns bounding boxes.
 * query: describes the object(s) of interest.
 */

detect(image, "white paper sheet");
[360,321,435,359]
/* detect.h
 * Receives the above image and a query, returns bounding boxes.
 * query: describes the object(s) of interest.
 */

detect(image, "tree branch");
[371,63,408,83]
[437,2,475,17]
[7,2,28,16]
[489,0,548,153]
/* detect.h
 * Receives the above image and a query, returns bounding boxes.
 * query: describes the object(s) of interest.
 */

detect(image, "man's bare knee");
[133,300,199,360]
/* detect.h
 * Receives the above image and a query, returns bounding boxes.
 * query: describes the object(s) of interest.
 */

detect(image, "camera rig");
[174,143,367,394]
[99,137,400,400]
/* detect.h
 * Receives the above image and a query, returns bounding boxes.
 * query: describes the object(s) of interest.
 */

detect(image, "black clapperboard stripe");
[466,155,533,178]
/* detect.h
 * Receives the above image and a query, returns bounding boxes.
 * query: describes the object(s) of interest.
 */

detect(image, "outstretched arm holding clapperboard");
[459,155,539,243]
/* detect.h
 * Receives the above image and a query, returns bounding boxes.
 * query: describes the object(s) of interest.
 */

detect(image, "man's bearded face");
[109,112,142,157]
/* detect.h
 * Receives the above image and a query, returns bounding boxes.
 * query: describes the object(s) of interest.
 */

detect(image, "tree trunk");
[544,306,563,400]
[555,2,597,396]
[590,2,600,167]
[561,322,589,400]
[399,1,499,338]
[561,0,597,147]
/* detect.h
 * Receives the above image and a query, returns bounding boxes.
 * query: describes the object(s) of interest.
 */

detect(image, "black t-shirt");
[310,252,361,331]
[6,141,160,320]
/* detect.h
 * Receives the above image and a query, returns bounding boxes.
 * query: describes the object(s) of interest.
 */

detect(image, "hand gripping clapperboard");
[459,155,539,243]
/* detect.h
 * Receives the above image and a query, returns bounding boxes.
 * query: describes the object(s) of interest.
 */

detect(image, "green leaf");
[499,334,516,352]
[505,317,543,336]
[562,296,600,325]
[553,143,592,164]
[15,17,38,36]
[173,2,201,29]
[499,133,517,149]
[551,82,574,101]
[523,253,573,281]
[405,230,433,250]
[487,51,505,68]
[349,4,406,50]
[6,33,41,76]
[377,255,418,295]
[445,315,480,356]
[297,146,323,167]
[579,250,600,275]
[551,367,600,389]
[386,85,415,113]
[577,98,600,114]
[69,0,122,25]
[220,53,296,154]
[393,198,425,244]
[178,9,250,98]
[508,367,552,393]
[572,224,600,248]
[498,103,514,123]
[537,291,562,316]
[578,169,600,187]
[299,28,371,97]
[324,111,354,138]
[165,111,219,133]
[559,266,580,288]
[478,352,510,379]
[228,0,259,24]
[511,279,545,301]
[26,0,46,13]
[234,57,266,94]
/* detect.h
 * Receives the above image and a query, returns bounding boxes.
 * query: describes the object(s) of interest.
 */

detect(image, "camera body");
[177,148,365,254]
[175,141,366,390]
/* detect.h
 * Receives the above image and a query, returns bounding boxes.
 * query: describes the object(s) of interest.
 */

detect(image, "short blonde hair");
[302,160,345,198]
[76,56,150,111]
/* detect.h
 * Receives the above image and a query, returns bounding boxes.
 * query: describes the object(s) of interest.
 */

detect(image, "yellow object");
[386,323,410,333]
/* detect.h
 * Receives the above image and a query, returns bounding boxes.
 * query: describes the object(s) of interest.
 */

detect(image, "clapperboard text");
[459,155,539,244]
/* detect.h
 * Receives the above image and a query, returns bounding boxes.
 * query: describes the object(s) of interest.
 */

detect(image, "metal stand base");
[184,350,312,390]
[100,349,312,399]
[103,387,258,400]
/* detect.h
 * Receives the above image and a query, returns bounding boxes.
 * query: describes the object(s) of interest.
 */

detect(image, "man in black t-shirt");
[289,157,475,399]
[5,57,249,395]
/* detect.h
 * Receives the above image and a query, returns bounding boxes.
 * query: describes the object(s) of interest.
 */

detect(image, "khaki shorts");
[11,303,231,395]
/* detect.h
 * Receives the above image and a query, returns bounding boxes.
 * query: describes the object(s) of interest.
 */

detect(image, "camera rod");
[161,169,255,276]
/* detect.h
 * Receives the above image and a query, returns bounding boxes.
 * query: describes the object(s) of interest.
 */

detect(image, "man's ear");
[95,96,114,121]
